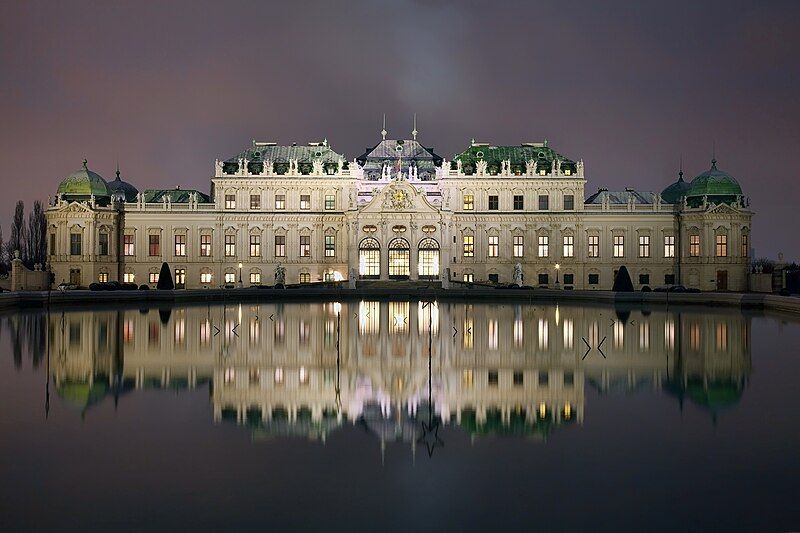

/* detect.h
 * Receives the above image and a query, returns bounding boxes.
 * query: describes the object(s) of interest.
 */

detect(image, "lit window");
[325,235,336,257]
[225,194,236,209]
[539,169,546,176]
[98,233,109,256]
[200,272,212,284]
[463,273,474,283]
[539,195,549,210]
[200,234,212,257]
[275,194,285,210]
[224,272,235,284]
[513,235,524,258]
[563,194,574,210]
[689,235,700,257]
[488,235,499,257]
[250,272,261,285]
[149,235,160,256]
[588,235,599,258]
[463,235,474,257]
[300,235,311,257]
[249,234,261,257]
[538,235,549,258]
[325,194,335,210]
[299,272,311,283]
[488,195,499,210]
[225,234,236,257]
[149,272,159,284]
[300,194,311,210]
[638,235,650,258]
[513,195,524,210]
[174,268,185,288]
[275,235,286,257]
[250,194,261,209]
[123,273,135,283]
[613,235,625,258]
[664,235,675,258]
[463,194,474,211]
[741,233,749,257]
[98,272,109,283]
[174,234,186,257]
[716,235,728,257]
[563,235,574,258]
[123,234,135,256]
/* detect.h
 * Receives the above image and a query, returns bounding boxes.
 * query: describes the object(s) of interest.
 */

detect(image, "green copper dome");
[57,160,111,200]
[685,159,742,207]
[107,168,139,202]
[660,171,691,204]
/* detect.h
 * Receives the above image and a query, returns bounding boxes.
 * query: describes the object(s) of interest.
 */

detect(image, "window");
[149,235,160,256]
[588,273,599,285]
[665,274,676,285]
[639,274,650,285]
[539,195,549,210]
[463,194,474,211]
[563,236,574,258]
[224,272,235,284]
[275,235,286,257]
[359,238,380,278]
[300,235,311,257]
[639,235,650,258]
[689,235,700,257]
[488,235,499,257]
[174,269,185,289]
[588,235,599,258]
[250,272,261,285]
[224,194,236,209]
[299,273,311,283]
[563,273,574,285]
[49,233,56,255]
[664,235,675,258]
[149,272,159,284]
[538,273,549,285]
[250,194,261,209]
[538,235,549,258]
[513,195,524,210]
[463,235,474,257]
[742,233,749,257]
[99,233,109,256]
[249,234,261,257]
[388,239,410,278]
[418,238,440,278]
[613,235,625,258]
[123,272,135,283]
[200,272,212,284]
[300,194,311,210]
[325,235,335,257]
[563,194,575,211]
[200,234,212,257]
[123,234,134,256]
[488,195,499,210]
[98,272,109,283]
[325,194,335,210]
[174,234,186,257]
[488,273,499,283]
[716,235,728,257]
[513,235,524,258]
[275,194,285,210]
[463,273,474,282]
[225,234,236,257]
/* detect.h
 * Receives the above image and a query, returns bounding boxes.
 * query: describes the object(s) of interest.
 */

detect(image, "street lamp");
[238,262,243,288]
[555,263,561,287]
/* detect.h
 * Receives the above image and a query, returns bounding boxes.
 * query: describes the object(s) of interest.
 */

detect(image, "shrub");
[139,284,150,290]
[612,266,634,292]
[157,262,174,290]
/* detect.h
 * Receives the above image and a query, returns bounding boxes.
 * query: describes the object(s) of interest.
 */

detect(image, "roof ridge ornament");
[381,113,387,141]
[82,158,88,169]
[412,113,418,141]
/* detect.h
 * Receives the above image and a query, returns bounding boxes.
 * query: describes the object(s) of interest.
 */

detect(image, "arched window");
[359,238,380,279]
[418,238,440,279]
[388,238,410,279]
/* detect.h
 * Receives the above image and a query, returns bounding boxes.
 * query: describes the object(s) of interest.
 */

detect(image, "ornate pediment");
[360,180,439,214]
[55,201,97,214]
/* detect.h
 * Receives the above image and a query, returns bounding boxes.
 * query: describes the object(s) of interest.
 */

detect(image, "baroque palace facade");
[46,130,753,290]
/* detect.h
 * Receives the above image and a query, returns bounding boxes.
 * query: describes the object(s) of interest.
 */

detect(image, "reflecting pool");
[1,301,799,530]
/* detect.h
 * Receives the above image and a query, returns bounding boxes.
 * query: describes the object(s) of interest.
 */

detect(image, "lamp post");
[555,263,561,288]
[238,262,243,288]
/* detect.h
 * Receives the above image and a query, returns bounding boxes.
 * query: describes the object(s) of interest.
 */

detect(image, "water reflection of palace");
[41,302,751,447]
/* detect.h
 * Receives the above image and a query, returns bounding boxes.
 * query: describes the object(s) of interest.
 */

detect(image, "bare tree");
[26,200,47,268]
[0,226,6,275]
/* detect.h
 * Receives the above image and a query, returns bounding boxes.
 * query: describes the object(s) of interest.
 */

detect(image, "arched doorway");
[418,238,440,279]
[359,238,380,279]
[388,238,410,279]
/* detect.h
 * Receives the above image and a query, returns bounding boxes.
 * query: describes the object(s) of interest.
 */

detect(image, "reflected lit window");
[249,368,260,386]
[274,368,284,385]
[200,320,211,345]
[664,319,675,350]
[463,316,474,349]
[224,367,235,384]
[462,369,474,387]
[513,318,524,348]
[149,321,160,345]
[613,321,624,349]
[123,319,134,344]
[588,321,599,347]
[299,366,309,385]
[359,301,380,335]
[488,319,499,350]
[274,320,285,344]
[389,301,409,335]
[174,319,185,346]
[563,319,574,350]
[690,324,701,351]
[639,321,650,351]
[417,301,439,336]
[716,322,728,351]
[299,320,310,345]
[250,318,260,344]
[538,318,548,350]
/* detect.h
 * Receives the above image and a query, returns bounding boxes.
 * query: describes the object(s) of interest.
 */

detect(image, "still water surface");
[1,301,799,531]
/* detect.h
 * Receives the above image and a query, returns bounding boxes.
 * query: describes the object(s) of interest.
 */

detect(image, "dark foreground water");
[1,300,799,531]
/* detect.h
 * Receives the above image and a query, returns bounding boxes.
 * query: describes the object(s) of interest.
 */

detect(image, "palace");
[45,129,753,290]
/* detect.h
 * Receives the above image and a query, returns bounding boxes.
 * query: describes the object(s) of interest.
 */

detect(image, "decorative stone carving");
[274,264,286,287]
[513,263,524,287]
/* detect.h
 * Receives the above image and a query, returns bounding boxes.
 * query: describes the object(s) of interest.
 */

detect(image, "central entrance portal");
[388,238,410,279]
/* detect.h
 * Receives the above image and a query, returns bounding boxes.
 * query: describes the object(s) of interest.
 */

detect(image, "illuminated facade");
[46,132,753,290]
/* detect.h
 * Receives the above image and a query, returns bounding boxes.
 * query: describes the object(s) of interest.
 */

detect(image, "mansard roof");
[585,188,658,204]
[142,188,211,203]
[454,142,577,174]
[224,141,345,164]
[356,139,443,170]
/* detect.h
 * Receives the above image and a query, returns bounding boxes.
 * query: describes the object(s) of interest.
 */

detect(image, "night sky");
[1,0,798,259]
